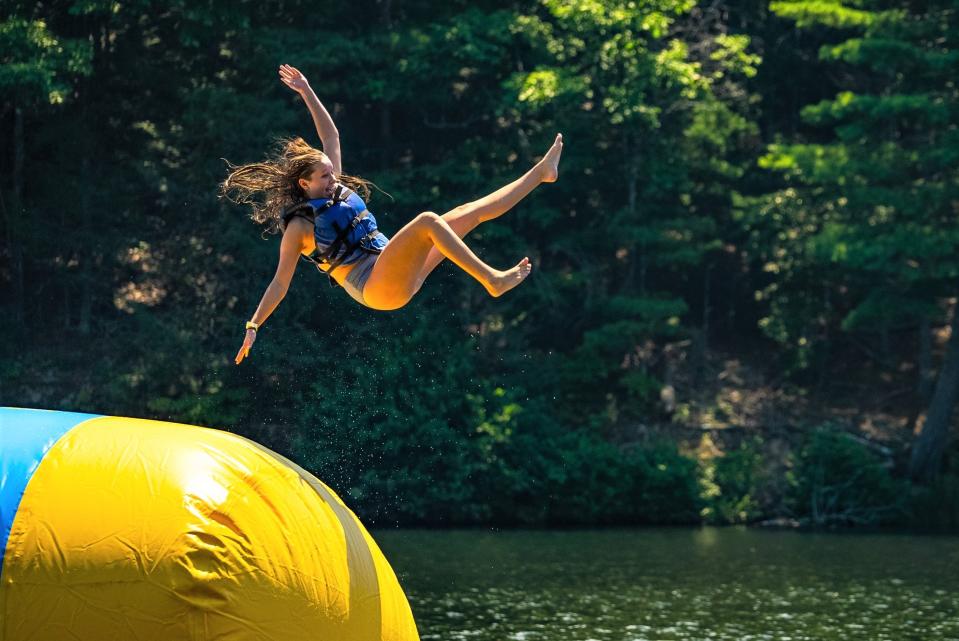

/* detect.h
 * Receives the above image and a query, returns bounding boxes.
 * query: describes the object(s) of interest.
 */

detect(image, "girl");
[225,64,563,365]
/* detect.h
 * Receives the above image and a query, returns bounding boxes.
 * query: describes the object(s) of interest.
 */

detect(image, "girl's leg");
[361,211,532,311]
[417,134,563,279]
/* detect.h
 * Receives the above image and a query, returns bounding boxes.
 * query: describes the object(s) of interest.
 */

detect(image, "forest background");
[3,0,958,529]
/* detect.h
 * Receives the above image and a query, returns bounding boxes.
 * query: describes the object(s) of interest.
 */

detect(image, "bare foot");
[485,257,533,297]
[538,133,564,183]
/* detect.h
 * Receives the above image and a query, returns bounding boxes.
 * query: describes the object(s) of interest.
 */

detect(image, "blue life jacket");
[280,185,389,284]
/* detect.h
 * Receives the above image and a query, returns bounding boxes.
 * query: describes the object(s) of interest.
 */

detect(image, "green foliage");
[499,422,703,526]
[628,441,704,523]
[0,17,92,104]
[769,1,876,29]
[559,296,687,426]
[287,328,507,525]
[284,337,704,526]
[787,428,904,527]
[703,437,766,524]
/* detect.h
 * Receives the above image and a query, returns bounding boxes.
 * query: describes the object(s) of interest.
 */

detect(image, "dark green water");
[376,528,959,641]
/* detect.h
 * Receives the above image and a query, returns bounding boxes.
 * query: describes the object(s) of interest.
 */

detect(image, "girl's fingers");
[235,343,251,365]
[278,64,304,82]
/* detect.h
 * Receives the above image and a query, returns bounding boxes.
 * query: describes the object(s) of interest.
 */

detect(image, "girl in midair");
[224,64,563,364]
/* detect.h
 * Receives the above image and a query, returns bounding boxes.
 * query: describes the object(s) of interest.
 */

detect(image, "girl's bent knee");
[415,211,441,226]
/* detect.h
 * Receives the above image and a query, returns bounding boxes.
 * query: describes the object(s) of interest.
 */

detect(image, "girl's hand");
[235,329,257,365]
[279,64,310,94]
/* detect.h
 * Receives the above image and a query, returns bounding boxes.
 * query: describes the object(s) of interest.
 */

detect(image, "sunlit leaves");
[770,0,877,29]
[543,0,694,33]
[513,68,590,106]
[760,143,849,183]
[712,34,761,79]
[0,18,92,104]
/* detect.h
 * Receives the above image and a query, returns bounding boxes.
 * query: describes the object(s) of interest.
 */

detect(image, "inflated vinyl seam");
[0,408,101,570]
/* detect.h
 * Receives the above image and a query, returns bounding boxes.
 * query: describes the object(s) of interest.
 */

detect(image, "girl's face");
[299,159,337,199]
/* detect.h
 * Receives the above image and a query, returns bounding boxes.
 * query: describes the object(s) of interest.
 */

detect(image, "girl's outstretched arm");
[278,63,342,174]
[235,220,309,365]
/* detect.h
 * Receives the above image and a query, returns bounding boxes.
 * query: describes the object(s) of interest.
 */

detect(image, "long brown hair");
[219,137,373,234]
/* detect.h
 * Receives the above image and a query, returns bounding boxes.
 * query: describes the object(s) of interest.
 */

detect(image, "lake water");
[376,528,959,641]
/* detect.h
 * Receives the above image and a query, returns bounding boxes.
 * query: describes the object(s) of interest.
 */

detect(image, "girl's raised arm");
[279,64,342,174]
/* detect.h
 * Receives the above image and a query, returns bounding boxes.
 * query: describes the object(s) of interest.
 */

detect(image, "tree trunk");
[10,105,25,324]
[694,263,711,387]
[78,154,92,334]
[911,302,959,482]
[622,132,646,295]
[624,133,639,292]
[816,281,831,394]
[77,26,104,336]
[702,262,711,350]
[918,313,934,400]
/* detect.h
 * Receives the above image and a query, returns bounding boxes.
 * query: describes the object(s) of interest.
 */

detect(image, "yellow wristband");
[245,321,260,331]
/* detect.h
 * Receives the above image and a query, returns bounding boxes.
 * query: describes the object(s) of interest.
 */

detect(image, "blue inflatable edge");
[0,407,101,573]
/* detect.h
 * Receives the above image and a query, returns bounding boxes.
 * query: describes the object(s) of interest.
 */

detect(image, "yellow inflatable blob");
[0,408,419,641]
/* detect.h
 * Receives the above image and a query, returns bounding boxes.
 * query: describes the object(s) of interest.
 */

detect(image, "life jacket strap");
[312,209,370,266]
[279,201,316,231]
[323,229,383,276]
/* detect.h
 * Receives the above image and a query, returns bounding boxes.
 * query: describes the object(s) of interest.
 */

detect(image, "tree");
[504,0,759,428]
[755,0,959,480]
